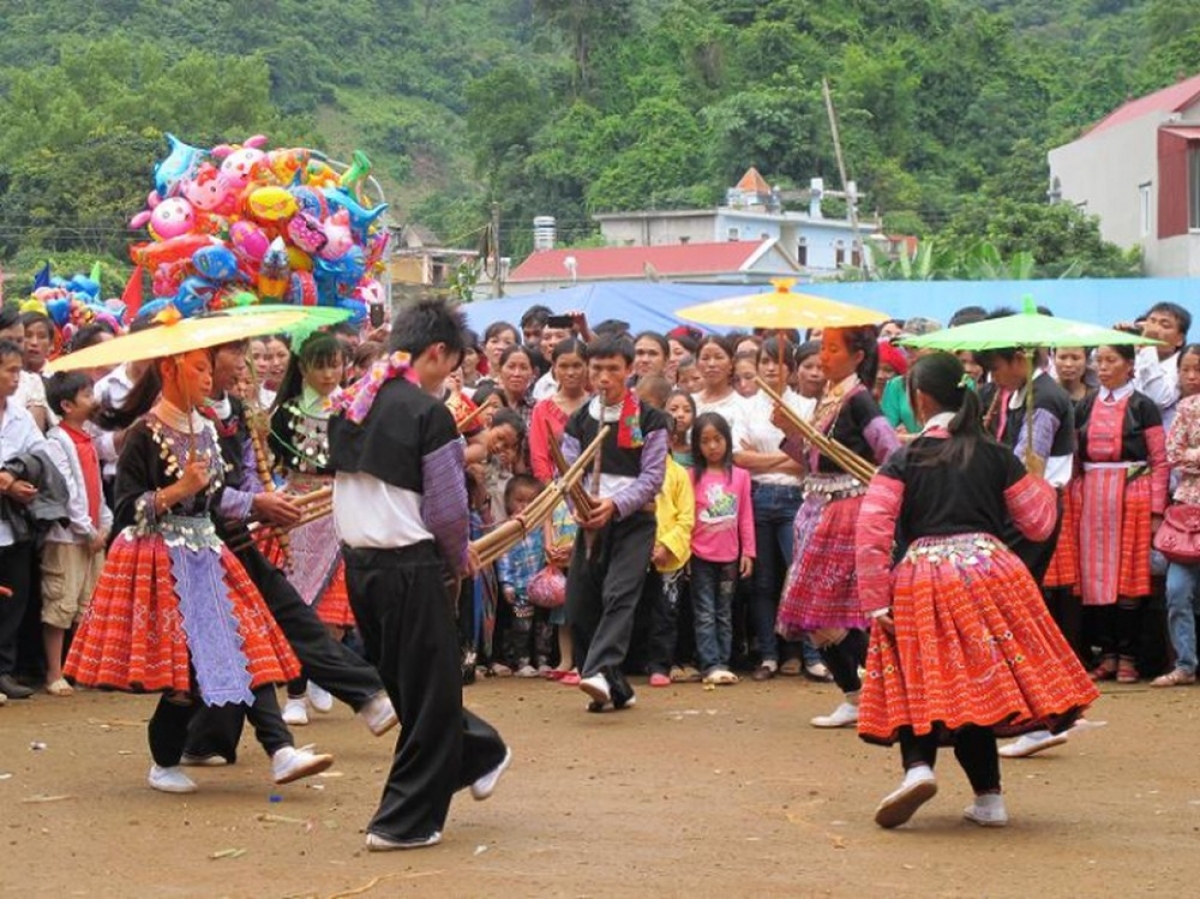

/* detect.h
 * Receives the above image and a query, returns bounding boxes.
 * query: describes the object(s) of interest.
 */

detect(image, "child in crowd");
[42,372,111,696]
[690,412,755,685]
[635,377,694,687]
[496,474,549,677]
[544,498,579,681]
[665,388,696,468]
[676,355,704,395]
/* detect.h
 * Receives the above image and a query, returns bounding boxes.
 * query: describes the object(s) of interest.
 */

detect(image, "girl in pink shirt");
[690,412,755,685]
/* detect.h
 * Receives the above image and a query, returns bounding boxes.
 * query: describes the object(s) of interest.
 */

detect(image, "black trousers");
[185,543,384,762]
[0,541,33,677]
[898,725,1001,795]
[819,629,868,695]
[345,542,506,841]
[567,512,656,679]
[150,686,290,766]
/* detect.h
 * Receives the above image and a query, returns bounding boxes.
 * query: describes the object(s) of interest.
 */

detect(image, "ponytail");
[906,352,989,470]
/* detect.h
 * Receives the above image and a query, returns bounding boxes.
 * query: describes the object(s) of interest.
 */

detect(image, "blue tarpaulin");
[460,279,1196,337]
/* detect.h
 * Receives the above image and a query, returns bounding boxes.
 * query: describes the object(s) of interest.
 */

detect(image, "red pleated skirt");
[858,533,1098,746]
[777,492,866,638]
[1043,482,1079,591]
[315,560,355,628]
[65,532,300,695]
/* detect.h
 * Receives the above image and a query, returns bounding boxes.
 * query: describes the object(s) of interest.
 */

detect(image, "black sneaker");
[0,674,33,700]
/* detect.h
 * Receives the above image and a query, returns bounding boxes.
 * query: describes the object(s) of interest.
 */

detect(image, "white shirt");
[92,364,137,477]
[739,389,813,486]
[13,370,47,415]
[531,370,558,402]
[1134,346,1179,425]
[693,390,751,447]
[333,471,432,549]
[0,401,49,546]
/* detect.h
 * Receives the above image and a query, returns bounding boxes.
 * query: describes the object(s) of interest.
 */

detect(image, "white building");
[1048,73,1200,277]
[592,167,877,278]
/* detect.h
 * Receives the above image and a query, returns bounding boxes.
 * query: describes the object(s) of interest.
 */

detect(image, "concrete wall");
[1049,113,1162,249]
[597,213,717,246]
[1145,232,1200,277]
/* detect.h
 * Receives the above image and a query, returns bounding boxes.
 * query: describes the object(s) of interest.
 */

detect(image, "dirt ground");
[2,676,1199,899]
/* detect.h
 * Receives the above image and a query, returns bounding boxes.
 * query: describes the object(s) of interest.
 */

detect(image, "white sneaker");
[964,794,1009,827]
[998,730,1068,759]
[148,764,198,794]
[471,747,513,801]
[365,830,441,851]
[357,691,399,737]
[579,673,611,705]
[874,768,937,829]
[282,697,309,726]
[271,744,334,784]
[307,682,334,713]
[180,753,228,767]
[514,664,539,678]
[811,702,859,728]
[0,691,7,706]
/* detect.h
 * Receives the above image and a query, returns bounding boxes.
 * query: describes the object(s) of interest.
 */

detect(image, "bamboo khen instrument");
[241,353,293,566]
[226,486,334,554]
[753,375,877,484]
[545,422,595,516]
[471,425,610,568]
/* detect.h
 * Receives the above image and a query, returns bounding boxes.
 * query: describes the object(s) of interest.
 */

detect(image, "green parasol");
[223,304,353,344]
[899,295,1161,473]
[899,295,1160,352]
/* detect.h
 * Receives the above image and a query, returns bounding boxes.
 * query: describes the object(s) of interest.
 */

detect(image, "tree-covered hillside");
[0,0,1194,287]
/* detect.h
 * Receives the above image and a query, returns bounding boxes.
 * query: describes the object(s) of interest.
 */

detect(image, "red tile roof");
[509,241,776,282]
[1086,73,1200,137]
[736,167,771,193]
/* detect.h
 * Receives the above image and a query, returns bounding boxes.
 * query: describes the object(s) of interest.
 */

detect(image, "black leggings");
[818,629,868,695]
[898,725,1001,795]
[1088,602,1143,660]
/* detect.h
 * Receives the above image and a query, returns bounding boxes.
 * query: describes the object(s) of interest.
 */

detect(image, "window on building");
[727,227,740,241]
[1190,148,1200,230]
[761,232,770,241]
[1139,182,1152,238]
[835,241,845,267]
[796,239,808,267]
[851,247,862,268]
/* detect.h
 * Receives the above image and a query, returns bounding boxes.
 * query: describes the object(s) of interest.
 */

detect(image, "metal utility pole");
[491,202,504,298]
[822,77,870,275]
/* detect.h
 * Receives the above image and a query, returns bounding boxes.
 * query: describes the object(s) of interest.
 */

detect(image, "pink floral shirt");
[1167,394,1200,507]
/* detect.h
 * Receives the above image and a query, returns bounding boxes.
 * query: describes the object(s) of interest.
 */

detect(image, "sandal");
[778,658,803,677]
[1151,668,1196,687]
[702,669,740,686]
[1089,657,1117,681]
[1117,657,1139,684]
[45,678,74,697]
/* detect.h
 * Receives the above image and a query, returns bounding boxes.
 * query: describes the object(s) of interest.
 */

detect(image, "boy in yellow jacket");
[636,376,695,686]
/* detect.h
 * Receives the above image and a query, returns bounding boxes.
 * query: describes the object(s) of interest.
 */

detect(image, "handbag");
[1153,504,1200,565]
[526,565,567,609]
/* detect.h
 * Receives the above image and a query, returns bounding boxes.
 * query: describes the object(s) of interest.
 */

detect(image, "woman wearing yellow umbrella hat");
[59,309,339,794]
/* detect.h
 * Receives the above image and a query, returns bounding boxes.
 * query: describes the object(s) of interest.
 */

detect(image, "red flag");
[121,265,144,323]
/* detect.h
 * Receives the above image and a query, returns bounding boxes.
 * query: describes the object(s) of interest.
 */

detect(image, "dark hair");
[20,310,54,336]
[520,305,552,331]
[668,332,698,356]
[1099,343,1136,364]
[633,331,669,357]
[1149,301,1192,340]
[552,337,587,363]
[273,332,344,410]
[0,337,22,360]
[498,343,534,370]
[328,321,359,339]
[948,306,987,328]
[795,340,820,365]
[490,407,526,441]
[483,321,518,344]
[667,387,697,418]
[696,334,735,364]
[46,371,93,416]
[734,349,759,368]
[592,319,630,338]
[585,334,634,366]
[390,298,467,363]
[68,321,116,353]
[905,352,987,470]
[636,374,672,408]
[504,472,543,511]
[758,337,796,371]
[879,318,905,334]
[836,325,879,387]
[263,332,291,349]
[0,307,20,332]
[1180,343,1200,367]
[101,358,166,429]
[676,353,697,371]
[975,345,1047,372]
[691,411,734,481]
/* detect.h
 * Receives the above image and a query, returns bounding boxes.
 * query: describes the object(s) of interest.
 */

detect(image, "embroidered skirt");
[1077,469,1153,606]
[858,534,1098,746]
[776,482,867,638]
[1043,482,1080,591]
[65,519,300,705]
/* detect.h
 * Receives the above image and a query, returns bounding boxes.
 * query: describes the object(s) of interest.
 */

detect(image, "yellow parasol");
[675,279,889,330]
[44,307,347,373]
